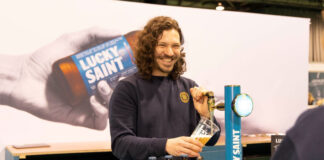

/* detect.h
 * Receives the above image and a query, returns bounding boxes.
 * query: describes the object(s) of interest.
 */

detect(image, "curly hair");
[135,16,186,80]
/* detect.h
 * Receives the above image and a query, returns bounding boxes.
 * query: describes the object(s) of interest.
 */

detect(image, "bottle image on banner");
[52,31,139,106]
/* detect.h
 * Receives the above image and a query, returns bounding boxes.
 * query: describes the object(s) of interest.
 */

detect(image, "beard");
[157,63,174,73]
[155,54,179,74]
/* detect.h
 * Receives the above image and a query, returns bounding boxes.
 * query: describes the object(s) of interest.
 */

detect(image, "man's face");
[152,29,181,76]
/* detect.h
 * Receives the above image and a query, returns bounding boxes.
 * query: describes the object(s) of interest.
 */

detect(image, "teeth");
[158,57,173,62]
[164,58,172,62]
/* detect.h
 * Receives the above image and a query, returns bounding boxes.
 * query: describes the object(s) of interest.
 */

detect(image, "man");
[271,106,324,160]
[109,16,220,160]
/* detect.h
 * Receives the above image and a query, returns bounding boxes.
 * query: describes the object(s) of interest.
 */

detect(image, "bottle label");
[71,36,137,95]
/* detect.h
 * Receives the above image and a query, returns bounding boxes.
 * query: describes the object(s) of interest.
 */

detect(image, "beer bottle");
[52,31,139,106]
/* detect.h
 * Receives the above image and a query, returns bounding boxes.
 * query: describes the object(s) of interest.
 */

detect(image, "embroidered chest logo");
[180,92,189,103]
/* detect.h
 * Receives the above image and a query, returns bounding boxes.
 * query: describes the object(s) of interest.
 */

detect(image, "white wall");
[0,0,309,159]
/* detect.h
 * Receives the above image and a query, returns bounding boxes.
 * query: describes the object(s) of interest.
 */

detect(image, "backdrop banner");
[0,0,309,159]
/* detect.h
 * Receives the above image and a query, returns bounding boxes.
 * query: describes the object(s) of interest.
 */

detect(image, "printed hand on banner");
[6,27,122,130]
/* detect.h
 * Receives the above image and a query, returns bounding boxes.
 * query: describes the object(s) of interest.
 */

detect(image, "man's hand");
[190,87,209,118]
[4,27,121,130]
[165,136,203,157]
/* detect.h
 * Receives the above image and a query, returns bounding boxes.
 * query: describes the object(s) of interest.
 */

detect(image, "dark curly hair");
[135,16,186,80]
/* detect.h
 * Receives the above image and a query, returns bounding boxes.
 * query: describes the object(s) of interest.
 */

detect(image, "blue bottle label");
[71,36,137,95]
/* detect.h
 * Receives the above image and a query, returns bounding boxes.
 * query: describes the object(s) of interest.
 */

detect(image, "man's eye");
[173,45,180,49]
[158,44,167,47]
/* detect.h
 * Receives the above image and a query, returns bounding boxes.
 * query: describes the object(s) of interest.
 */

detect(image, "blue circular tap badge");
[232,93,253,117]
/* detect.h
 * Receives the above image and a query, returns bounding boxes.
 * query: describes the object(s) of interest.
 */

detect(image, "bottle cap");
[164,155,173,159]
[179,154,188,157]
[148,156,157,160]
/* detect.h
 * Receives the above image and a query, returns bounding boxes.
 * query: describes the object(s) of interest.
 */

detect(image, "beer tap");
[202,91,224,123]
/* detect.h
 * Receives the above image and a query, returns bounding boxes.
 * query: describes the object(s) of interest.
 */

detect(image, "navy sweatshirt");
[271,106,324,160]
[109,73,218,160]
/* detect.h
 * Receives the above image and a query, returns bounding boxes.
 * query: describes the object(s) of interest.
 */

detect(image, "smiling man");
[153,29,181,76]
[109,16,221,160]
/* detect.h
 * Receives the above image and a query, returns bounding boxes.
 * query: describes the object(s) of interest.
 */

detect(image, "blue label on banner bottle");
[52,31,139,106]
[71,36,137,95]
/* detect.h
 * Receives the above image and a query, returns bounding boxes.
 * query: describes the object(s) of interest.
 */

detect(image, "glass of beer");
[191,117,220,145]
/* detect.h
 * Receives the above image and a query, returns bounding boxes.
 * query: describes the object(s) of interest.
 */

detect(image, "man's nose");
[164,46,174,56]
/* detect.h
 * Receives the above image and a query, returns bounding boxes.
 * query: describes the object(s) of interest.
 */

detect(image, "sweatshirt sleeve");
[109,81,167,160]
